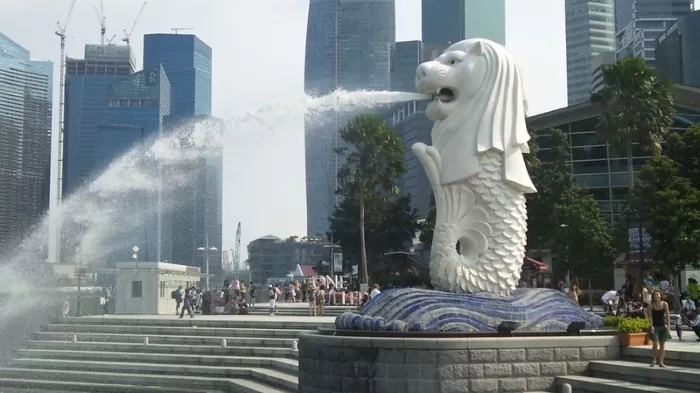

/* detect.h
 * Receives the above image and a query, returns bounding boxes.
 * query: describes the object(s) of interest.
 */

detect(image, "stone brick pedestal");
[298,333,620,393]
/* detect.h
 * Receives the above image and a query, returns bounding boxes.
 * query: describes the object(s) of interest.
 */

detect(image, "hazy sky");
[1,0,572,260]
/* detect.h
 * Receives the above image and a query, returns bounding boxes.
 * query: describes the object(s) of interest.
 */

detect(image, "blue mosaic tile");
[335,288,603,332]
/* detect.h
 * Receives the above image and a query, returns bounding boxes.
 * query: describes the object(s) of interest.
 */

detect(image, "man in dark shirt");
[249,281,257,307]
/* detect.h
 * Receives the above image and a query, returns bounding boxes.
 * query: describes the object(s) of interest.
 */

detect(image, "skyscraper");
[62,44,171,264]
[421,0,506,48]
[615,0,694,65]
[564,0,616,105]
[143,34,221,273]
[0,33,52,255]
[304,0,396,237]
[143,34,213,121]
[390,41,424,93]
[655,10,700,88]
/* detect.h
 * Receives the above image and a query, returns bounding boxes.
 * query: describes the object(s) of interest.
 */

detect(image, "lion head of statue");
[414,38,535,193]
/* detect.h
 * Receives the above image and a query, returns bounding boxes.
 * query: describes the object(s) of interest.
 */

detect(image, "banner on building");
[333,253,343,273]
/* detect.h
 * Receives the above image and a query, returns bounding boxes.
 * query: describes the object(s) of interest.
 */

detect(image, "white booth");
[115,261,201,315]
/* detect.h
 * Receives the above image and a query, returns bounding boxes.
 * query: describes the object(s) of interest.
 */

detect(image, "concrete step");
[246,310,346,316]
[622,346,700,368]
[23,340,297,359]
[590,360,700,390]
[33,332,295,348]
[557,375,694,393]
[14,349,298,374]
[0,378,223,393]
[42,324,308,338]
[0,367,295,392]
[6,359,298,391]
[59,316,333,330]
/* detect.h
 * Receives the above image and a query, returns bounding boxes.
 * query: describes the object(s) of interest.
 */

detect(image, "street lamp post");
[197,234,218,291]
[560,224,570,287]
[132,245,140,270]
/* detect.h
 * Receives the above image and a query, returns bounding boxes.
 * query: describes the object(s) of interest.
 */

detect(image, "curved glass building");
[304,0,395,237]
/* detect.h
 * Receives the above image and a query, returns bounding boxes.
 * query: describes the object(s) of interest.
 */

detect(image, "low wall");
[298,333,620,393]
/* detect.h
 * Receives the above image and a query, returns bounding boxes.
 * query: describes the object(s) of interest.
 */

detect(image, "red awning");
[299,264,315,277]
[523,257,549,272]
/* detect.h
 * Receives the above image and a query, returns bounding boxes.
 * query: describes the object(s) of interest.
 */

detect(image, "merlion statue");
[335,38,602,333]
[412,38,536,296]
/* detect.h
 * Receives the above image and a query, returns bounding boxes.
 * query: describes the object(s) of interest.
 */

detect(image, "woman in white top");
[642,284,652,305]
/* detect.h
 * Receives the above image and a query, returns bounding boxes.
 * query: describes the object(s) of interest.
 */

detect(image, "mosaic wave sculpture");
[335,288,603,332]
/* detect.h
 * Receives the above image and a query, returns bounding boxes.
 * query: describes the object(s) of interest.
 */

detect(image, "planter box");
[620,332,648,346]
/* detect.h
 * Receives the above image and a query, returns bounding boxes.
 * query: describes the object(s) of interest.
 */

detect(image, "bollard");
[72,335,78,343]
[221,338,227,348]
[143,337,149,345]
[561,383,572,393]
[292,340,298,351]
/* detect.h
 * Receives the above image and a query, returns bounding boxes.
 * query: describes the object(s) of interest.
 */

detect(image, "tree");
[666,125,700,189]
[329,193,419,274]
[526,129,614,282]
[628,155,700,272]
[335,114,407,284]
[550,187,615,281]
[526,129,574,250]
[590,56,675,188]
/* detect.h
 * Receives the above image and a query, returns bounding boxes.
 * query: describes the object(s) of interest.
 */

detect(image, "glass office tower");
[656,10,700,88]
[615,0,693,66]
[304,0,395,237]
[62,44,171,264]
[143,34,212,120]
[0,33,52,255]
[421,0,506,46]
[565,0,616,105]
[143,34,222,272]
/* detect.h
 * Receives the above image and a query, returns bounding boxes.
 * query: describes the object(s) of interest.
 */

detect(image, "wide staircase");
[0,315,334,393]
[556,341,700,392]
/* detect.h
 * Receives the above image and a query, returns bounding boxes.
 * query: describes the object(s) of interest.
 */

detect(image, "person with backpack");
[171,286,183,314]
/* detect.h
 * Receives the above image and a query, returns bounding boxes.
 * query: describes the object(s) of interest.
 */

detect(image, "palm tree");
[591,56,675,188]
[336,114,406,284]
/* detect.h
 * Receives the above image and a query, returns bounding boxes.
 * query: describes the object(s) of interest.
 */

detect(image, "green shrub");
[603,315,622,328]
[617,318,650,334]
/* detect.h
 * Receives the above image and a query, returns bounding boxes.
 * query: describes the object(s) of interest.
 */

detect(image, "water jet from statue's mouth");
[432,88,455,103]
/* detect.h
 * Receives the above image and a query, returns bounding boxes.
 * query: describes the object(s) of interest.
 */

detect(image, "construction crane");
[51,0,77,265]
[93,0,107,45]
[233,223,242,279]
[171,27,193,34]
[122,2,147,46]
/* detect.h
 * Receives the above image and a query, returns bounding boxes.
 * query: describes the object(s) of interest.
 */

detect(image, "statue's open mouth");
[432,88,455,103]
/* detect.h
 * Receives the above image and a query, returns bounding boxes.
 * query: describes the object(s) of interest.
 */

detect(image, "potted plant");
[617,318,650,347]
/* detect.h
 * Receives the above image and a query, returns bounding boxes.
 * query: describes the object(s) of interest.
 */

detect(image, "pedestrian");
[249,281,257,308]
[268,284,277,315]
[179,287,194,319]
[100,287,110,314]
[370,284,381,299]
[172,286,183,315]
[648,290,671,367]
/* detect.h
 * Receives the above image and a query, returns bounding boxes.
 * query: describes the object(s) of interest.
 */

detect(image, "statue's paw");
[411,142,428,153]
